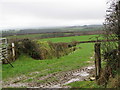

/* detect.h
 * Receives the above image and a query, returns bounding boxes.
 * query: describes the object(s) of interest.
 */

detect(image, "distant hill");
[59,25,103,32]
[2,24,103,37]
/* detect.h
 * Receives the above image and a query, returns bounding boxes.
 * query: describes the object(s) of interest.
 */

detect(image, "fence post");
[94,43,101,80]
[12,43,15,61]
[0,38,8,63]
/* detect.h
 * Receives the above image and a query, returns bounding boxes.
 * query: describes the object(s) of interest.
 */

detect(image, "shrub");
[11,39,42,60]
[6,39,78,63]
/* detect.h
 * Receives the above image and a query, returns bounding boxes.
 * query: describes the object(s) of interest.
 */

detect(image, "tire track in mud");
[3,65,95,88]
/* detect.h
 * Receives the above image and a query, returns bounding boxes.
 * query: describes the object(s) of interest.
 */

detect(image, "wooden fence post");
[0,38,8,63]
[12,43,15,61]
[94,43,101,80]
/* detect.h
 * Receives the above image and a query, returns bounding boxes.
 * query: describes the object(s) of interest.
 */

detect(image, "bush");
[6,39,78,63]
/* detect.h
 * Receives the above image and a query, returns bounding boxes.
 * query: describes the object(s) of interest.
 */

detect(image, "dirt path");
[3,64,95,88]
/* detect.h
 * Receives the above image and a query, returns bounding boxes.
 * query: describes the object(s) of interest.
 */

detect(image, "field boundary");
[77,39,119,44]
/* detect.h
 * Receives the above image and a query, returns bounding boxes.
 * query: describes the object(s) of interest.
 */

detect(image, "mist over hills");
[1,24,103,37]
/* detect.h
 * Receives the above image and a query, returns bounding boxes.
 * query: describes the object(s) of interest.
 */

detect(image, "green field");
[66,81,103,88]
[3,43,94,79]
[6,33,71,39]
[40,34,101,42]
[2,34,101,88]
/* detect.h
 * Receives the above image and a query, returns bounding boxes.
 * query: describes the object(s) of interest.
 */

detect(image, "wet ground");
[3,65,95,88]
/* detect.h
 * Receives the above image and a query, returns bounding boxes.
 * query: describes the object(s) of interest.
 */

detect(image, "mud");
[3,65,95,88]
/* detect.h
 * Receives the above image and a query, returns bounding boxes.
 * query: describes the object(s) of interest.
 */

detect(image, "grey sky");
[0,0,107,30]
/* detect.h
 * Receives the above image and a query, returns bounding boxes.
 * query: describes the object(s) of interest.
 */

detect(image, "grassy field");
[2,43,94,80]
[6,33,71,39]
[66,81,103,88]
[40,34,102,43]
[2,34,101,88]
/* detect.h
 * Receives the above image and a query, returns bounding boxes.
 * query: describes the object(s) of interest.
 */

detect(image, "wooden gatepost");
[0,38,8,63]
[94,43,101,80]
[0,38,14,67]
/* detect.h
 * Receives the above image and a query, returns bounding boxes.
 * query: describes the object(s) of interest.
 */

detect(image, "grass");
[2,43,94,81]
[6,33,71,39]
[40,34,104,43]
[106,68,120,88]
[66,81,103,88]
[40,35,100,43]
[3,34,102,88]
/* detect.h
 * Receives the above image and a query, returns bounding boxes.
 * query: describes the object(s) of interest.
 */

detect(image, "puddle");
[73,71,89,76]
[87,66,95,69]
[51,84,62,88]
[63,65,95,86]
[64,78,80,85]
[79,71,89,76]
[3,65,95,88]
[72,65,95,76]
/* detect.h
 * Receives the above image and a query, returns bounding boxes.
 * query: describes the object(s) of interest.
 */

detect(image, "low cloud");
[0,0,106,29]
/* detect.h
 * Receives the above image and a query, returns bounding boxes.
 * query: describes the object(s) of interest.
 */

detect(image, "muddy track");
[3,65,95,88]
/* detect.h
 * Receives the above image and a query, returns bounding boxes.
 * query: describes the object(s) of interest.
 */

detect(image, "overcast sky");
[0,0,107,30]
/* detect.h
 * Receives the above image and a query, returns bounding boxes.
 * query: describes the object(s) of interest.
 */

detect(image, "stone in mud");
[89,77,95,81]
